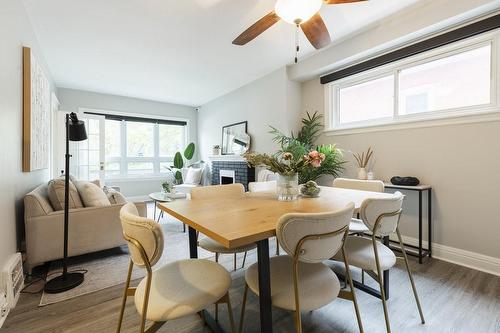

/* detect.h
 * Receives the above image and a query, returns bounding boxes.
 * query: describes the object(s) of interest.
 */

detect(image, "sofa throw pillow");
[184,167,203,185]
[76,181,111,207]
[47,178,84,211]
[104,187,127,205]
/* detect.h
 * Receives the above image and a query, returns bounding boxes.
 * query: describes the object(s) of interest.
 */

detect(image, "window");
[339,75,394,124]
[327,34,497,132]
[75,112,188,180]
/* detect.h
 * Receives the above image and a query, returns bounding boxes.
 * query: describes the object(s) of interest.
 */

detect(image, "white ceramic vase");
[357,167,367,180]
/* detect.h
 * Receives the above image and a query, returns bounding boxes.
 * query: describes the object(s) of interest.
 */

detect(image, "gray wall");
[198,67,301,163]
[58,88,198,197]
[0,1,54,275]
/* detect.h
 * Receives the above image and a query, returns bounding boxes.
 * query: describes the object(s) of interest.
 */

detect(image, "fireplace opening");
[219,169,235,185]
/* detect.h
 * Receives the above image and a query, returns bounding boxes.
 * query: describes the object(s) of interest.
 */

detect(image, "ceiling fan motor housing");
[275,0,323,25]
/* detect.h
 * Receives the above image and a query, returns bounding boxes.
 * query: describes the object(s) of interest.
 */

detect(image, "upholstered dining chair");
[116,203,235,333]
[248,180,280,255]
[239,203,364,333]
[191,183,257,271]
[332,177,385,234]
[332,192,425,333]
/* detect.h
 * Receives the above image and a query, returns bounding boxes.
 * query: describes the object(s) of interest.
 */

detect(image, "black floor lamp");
[45,112,87,294]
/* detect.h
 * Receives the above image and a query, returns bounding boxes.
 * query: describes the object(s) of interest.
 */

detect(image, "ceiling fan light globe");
[275,0,323,25]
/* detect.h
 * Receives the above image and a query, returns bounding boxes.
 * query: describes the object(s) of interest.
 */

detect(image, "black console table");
[384,183,432,264]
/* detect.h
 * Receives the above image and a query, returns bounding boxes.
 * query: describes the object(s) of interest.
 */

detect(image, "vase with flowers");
[245,150,325,201]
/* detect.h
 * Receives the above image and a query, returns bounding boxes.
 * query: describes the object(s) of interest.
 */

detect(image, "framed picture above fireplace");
[221,121,250,155]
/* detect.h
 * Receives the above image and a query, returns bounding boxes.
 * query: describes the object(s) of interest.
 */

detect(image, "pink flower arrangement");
[306,150,326,168]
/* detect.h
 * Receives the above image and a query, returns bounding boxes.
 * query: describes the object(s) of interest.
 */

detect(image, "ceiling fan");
[233,0,367,61]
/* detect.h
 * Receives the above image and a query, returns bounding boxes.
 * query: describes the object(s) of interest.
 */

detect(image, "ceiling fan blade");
[324,0,368,4]
[300,13,331,49]
[232,11,281,45]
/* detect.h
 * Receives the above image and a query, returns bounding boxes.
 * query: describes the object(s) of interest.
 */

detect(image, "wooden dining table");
[159,186,393,333]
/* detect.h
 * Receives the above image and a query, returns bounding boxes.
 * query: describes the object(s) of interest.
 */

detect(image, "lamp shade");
[275,0,322,25]
[68,112,87,142]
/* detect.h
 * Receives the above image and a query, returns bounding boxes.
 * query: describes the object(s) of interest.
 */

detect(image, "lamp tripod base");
[44,272,84,294]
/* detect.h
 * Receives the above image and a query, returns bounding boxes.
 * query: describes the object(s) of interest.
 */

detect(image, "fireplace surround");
[209,155,254,191]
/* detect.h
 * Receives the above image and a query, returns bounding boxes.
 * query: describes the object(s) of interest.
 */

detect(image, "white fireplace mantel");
[208,155,246,162]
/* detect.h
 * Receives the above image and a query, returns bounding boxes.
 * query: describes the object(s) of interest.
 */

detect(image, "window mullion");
[121,120,127,177]
[154,123,160,175]
[394,69,399,119]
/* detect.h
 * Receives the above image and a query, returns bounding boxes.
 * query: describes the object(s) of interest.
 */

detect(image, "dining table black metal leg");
[188,226,198,259]
[257,238,273,333]
[382,236,390,299]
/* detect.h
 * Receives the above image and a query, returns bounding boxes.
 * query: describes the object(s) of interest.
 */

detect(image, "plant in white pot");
[352,147,373,180]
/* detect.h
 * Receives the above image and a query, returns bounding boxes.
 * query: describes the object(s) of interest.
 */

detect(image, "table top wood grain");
[158,186,393,249]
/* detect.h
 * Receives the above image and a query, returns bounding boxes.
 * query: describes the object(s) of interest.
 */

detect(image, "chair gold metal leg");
[372,237,391,333]
[140,269,153,333]
[116,260,134,333]
[241,251,247,269]
[234,253,237,271]
[292,258,302,333]
[342,247,364,333]
[226,293,236,333]
[239,284,249,333]
[396,227,425,324]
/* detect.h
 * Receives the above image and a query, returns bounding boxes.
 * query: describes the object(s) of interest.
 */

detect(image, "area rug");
[39,216,228,306]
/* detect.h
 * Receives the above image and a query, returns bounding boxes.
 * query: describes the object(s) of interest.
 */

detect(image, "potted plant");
[161,180,173,194]
[244,150,325,201]
[269,112,345,184]
[166,142,196,184]
[352,147,373,180]
[212,144,221,155]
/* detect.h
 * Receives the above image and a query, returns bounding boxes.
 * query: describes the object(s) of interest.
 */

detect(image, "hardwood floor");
[3,209,500,333]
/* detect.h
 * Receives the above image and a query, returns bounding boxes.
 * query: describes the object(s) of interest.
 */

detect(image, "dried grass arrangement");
[352,147,374,168]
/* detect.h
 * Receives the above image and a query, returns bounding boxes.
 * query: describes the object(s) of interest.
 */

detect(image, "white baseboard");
[390,234,500,277]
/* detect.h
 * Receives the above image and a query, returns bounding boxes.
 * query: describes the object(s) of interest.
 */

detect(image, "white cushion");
[75,181,111,207]
[349,218,369,233]
[184,168,203,185]
[104,187,127,204]
[198,236,256,254]
[333,236,396,271]
[245,255,340,311]
[134,259,231,321]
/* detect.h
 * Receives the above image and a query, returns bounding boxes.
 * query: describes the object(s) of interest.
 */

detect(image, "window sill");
[324,108,500,136]
[105,175,171,182]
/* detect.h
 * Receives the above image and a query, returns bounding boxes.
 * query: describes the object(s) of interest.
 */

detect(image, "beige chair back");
[276,203,355,263]
[333,178,385,192]
[190,183,245,200]
[360,191,404,236]
[248,181,276,193]
[120,203,164,267]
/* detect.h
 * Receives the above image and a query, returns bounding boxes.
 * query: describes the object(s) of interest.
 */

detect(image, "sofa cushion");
[76,181,111,207]
[104,187,127,204]
[25,184,55,218]
[184,168,203,185]
[47,178,84,211]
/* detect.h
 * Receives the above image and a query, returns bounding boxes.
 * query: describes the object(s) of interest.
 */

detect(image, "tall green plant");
[270,112,345,183]
[170,142,197,183]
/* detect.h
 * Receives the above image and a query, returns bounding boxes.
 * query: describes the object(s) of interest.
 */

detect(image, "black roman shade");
[320,14,500,85]
[84,111,187,126]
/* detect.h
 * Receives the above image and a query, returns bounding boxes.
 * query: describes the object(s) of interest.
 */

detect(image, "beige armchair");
[24,183,146,273]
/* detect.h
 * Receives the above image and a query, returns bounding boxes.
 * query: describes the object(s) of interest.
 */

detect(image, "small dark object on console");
[391,176,420,186]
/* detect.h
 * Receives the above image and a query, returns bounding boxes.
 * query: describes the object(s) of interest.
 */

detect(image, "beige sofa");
[24,183,146,272]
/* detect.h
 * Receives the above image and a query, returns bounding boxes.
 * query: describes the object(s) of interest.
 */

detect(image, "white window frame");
[324,29,500,136]
[79,108,190,180]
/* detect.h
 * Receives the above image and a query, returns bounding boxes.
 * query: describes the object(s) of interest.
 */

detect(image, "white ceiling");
[22,0,420,106]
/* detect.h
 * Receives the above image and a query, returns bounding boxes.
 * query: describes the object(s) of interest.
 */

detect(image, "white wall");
[198,67,301,164]
[0,0,54,280]
[58,88,198,197]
